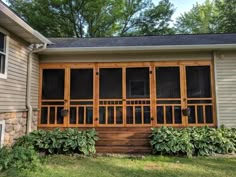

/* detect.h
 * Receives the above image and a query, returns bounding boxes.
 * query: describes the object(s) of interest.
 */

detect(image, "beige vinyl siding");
[31,54,39,109]
[39,51,212,63]
[215,51,236,128]
[0,32,39,113]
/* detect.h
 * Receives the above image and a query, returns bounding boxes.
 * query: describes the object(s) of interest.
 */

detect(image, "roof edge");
[40,44,236,54]
[0,1,52,44]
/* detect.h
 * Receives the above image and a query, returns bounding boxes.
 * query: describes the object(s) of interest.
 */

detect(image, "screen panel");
[186,66,211,98]
[126,68,150,98]
[156,67,180,98]
[70,69,93,99]
[100,68,122,99]
[42,69,65,100]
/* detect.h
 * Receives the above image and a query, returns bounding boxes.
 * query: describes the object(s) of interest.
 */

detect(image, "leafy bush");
[0,146,41,171]
[15,128,99,155]
[150,127,236,157]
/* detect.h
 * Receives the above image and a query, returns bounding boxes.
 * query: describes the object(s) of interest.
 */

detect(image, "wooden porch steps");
[95,127,152,154]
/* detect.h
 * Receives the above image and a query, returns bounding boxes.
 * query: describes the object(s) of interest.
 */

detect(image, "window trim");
[0,27,9,79]
[0,120,5,147]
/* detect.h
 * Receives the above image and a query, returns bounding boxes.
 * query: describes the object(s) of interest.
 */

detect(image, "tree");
[215,0,236,33]
[7,0,175,37]
[134,0,175,35]
[175,0,216,34]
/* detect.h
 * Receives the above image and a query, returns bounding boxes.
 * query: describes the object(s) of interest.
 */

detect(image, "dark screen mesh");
[42,69,64,100]
[100,68,122,99]
[126,68,150,98]
[156,67,180,98]
[71,69,93,99]
[186,66,211,98]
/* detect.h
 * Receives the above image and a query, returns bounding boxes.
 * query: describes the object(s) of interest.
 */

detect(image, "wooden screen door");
[154,61,215,127]
[39,66,95,127]
[97,64,152,126]
[39,68,67,127]
[185,64,215,126]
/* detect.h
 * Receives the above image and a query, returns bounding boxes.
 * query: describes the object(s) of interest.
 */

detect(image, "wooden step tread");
[96,139,150,146]
[96,146,152,153]
[98,133,150,139]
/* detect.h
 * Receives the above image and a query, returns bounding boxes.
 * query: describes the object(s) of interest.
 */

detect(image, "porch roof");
[48,33,236,48]
[41,33,236,54]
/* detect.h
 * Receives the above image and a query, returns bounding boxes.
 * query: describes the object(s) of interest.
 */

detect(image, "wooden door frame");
[38,60,217,128]
[97,62,152,127]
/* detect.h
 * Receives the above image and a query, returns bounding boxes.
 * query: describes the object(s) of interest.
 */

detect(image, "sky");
[3,0,206,21]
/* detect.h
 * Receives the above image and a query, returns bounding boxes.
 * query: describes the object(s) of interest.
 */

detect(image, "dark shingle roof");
[48,33,236,48]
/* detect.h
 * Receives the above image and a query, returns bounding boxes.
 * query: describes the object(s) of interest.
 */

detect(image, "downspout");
[26,44,47,134]
[213,51,220,128]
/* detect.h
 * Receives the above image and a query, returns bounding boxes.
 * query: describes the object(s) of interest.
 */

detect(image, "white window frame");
[0,120,5,147]
[0,27,9,79]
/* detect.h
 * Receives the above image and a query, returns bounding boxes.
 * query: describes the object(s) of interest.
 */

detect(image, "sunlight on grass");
[1,155,236,177]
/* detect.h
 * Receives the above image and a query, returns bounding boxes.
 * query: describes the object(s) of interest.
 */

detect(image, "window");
[0,29,9,79]
[0,120,5,147]
[126,68,150,98]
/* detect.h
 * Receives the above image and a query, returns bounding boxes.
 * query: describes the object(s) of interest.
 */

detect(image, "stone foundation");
[0,111,38,146]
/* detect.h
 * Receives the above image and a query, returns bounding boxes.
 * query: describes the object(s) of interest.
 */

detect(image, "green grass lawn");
[1,155,236,177]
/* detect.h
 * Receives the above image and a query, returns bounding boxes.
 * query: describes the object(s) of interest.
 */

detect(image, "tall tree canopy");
[8,0,175,37]
[175,0,236,34]
[214,0,236,33]
[175,0,216,34]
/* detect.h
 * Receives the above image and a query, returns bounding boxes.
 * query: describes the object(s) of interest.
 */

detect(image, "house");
[0,1,52,146]
[0,1,236,152]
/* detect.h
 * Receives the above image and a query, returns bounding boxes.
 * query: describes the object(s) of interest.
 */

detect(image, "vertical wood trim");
[195,105,198,123]
[38,67,43,126]
[133,106,135,124]
[163,106,166,125]
[64,67,70,127]
[75,106,79,124]
[94,63,99,126]
[47,106,50,124]
[150,62,156,126]
[114,106,117,125]
[55,107,58,124]
[141,106,144,124]
[203,105,206,124]
[84,106,86,125]
[105,106,108,125]
[122,67,127,127]
[172,106,175,124]
[210,62,217,127]
[180,64,188,126]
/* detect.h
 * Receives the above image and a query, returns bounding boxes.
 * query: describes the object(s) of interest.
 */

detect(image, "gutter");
[41,44,236,54]
[26,44,47,134]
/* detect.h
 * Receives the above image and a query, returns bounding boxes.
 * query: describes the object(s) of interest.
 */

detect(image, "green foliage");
[214,0,236,33]
[0,146,41,171]
[175,0,216,34]
[14,128,99,156]
[175,0,236,34]
[150,126,236,157]
[8,0,174,37]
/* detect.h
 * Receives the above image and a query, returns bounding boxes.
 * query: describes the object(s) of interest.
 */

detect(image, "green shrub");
[15,128,99,155]
[150,127,236,157]
[0,146,41,171]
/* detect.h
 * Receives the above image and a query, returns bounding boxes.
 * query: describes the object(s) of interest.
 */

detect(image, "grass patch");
[0,155,236,177]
